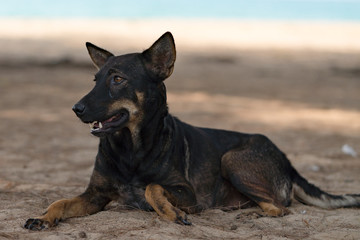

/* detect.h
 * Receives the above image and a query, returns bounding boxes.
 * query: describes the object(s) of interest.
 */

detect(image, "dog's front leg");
[24,194,107,230]
[24,170,115,230]
[145,183,192,225]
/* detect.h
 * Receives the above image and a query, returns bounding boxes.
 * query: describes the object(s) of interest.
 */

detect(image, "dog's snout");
[72,103,86,116]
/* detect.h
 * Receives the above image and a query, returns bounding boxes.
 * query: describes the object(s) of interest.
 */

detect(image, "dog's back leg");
[221,134,293,216]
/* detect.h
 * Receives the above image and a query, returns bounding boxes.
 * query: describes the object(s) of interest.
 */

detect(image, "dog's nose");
[72,103,86,116]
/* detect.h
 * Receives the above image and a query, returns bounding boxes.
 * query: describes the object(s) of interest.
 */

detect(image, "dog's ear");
[142,32,176,82]
[86,42,114,69]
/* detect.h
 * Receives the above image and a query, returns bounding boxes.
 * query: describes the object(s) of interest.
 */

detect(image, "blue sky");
[1,0,359,21]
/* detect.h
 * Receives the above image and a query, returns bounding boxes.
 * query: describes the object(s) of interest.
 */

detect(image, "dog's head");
[72,32,176,137]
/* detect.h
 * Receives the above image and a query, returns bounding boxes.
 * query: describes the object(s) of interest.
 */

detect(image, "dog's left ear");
[86,42,114,70]
[142,32,176,82]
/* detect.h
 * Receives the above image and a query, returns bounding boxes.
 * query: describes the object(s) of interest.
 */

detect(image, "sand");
[0,19,359,239]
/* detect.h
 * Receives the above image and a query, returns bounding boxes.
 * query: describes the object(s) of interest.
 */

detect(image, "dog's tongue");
[102,115,118,124]
[89,113,128,133]
[89,115,119,130]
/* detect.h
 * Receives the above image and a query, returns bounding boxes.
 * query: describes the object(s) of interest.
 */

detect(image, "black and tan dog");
[25,32,359,230]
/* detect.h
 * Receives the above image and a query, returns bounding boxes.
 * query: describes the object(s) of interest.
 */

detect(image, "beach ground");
[0,19,359,239]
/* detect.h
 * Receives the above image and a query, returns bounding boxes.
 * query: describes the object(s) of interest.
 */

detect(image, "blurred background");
[0,1,360,239]
[1,0,360,59]
[1,0,359,152]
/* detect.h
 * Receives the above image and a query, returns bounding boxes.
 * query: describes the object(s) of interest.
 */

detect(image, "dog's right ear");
[86,42,114,69]
[142,32,176,82]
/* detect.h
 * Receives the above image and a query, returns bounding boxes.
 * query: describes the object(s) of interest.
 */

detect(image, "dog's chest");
[115,183,152,210]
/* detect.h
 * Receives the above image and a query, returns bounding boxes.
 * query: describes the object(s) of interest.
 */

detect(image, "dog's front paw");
[24,217,59,230]
[173,208,192,225]
[175,213,192,225]
[24,218,47,230]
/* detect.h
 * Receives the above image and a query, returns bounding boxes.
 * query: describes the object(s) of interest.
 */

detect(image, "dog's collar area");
[89,111,129,135]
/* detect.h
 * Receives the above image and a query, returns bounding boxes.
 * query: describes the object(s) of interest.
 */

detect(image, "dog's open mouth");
[89,111,129,135]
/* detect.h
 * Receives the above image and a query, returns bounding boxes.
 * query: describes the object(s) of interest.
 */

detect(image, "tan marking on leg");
[258,202,290,217]
[42,197,98,225]
[25,196,101,230]
[145,184,190,224]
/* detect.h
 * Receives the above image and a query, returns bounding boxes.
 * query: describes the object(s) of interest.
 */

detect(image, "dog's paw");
[24,218,47,230]
[24,217,59,230]
[176,215,192,225]
[174,211,192,226]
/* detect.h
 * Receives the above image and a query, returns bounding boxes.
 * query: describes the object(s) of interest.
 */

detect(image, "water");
[1,0,359,21]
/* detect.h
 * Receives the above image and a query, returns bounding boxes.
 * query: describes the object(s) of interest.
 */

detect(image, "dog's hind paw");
[24,217,59,230]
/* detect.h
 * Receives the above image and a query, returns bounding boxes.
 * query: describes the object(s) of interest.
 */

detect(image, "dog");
[25,32,359,230]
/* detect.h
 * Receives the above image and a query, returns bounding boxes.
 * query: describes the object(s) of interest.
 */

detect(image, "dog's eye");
[112,76,124,84]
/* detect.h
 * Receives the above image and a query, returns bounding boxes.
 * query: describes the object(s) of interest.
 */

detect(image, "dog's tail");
[292,168,360,208]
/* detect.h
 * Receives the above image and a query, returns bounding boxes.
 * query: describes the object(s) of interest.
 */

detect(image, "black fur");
[25,32,359,230]
[74,32,360,214]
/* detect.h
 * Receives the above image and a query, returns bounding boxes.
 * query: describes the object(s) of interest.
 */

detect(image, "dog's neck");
[101,101,170,167]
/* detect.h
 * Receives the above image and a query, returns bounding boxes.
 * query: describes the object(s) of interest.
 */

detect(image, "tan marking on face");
[135,91,144,105]
[107,91,145,145]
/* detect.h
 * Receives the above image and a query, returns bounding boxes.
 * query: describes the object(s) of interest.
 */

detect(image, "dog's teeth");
[99,122,103,129]
[89,122,97,130]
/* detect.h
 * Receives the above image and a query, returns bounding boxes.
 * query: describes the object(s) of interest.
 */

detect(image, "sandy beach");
[1,18,360,59]
[0,19,359,239]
